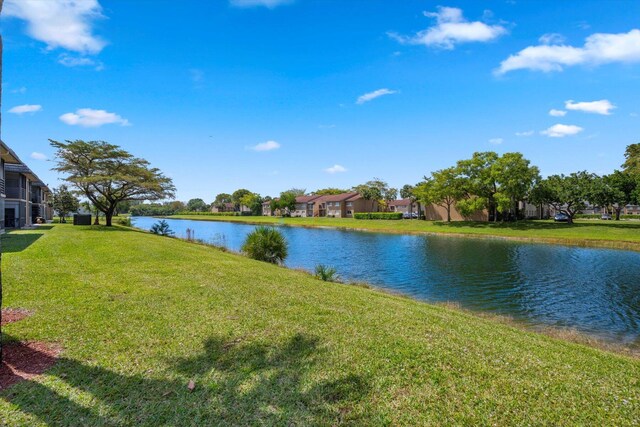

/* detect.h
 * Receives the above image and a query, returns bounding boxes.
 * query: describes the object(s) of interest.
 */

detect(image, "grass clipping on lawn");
[0,224,638,426]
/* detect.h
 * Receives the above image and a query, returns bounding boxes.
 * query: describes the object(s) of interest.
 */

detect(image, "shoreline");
[158,215,640,252]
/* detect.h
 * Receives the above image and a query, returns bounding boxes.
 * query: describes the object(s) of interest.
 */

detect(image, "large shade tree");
[51,140,175,226]
[415,168,465,222]
[186,198,208,212]
[530,172,595,224]
[591,171,638,220]
[623,143,640,174]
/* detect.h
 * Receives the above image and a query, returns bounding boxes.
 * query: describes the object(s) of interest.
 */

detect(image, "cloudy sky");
[2,0,640,201]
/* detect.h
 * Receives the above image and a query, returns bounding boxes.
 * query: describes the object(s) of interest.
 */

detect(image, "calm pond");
[132,216,640,346]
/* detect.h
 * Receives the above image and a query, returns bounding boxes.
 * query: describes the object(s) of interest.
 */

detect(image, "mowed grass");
[1,224,639,425]
[171,214,640,251]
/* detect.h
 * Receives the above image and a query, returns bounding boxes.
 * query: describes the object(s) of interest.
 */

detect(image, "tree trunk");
[446,205,451,222]
[93,208,100,225]
[615,207,622,221]
[105,206,115,226]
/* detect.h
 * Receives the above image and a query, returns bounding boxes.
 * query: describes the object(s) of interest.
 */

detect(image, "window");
[346,202,353,207]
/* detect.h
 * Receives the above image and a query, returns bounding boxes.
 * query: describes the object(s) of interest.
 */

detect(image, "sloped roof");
[388,199,413,206]
[295,195,322,203]
[318,192,360,203]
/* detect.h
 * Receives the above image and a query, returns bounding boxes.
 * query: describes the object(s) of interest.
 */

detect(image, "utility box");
[73,214,92,226]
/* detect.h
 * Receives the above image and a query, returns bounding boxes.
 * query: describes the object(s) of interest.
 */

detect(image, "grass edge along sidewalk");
[1,224,639,425]
[170,214,640,252]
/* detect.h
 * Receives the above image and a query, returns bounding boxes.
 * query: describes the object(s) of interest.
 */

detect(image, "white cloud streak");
[541,124,584,138]
[565,99,615,115]
[324,164,347,174]
[30,152,47,161]
[488,138,504,145]
[549,109,567,117]
[8,104,42,114]
[497,29,640,74]
[356,88,397,105]
[251,140,281,152]
[515,130,534,137]
[230,0,293,8]
[389,6,506,50]
[4,0,106,54]
[59,108,130,127]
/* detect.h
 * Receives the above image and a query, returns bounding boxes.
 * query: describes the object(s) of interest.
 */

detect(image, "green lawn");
[171,214,640,251]
[1,224,639,425]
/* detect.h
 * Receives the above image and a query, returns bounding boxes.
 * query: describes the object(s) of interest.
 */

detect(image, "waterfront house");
[211,202,250,214]
[314,193,377,218]
[388,199,420,216]
[292,195,322,217]
[0,140,22,231]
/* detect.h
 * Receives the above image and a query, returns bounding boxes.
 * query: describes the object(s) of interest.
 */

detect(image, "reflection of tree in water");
[417,237,525,311]
[3,334,377,425]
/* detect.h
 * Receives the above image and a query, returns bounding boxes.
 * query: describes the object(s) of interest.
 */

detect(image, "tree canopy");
[186,198,208,212]
[530,172,595,224]
[51,185,80,223]
[51,139,175,226]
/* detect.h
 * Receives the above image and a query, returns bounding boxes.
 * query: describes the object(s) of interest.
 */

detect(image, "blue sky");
[2,0,640,201]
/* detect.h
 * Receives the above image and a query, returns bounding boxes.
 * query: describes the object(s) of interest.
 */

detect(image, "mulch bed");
[1,308,34,326]
[1,308,61,390]
[0,341,62,390]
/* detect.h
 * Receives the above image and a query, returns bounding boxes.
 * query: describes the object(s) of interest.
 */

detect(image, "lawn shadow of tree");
[1,233,45,253]
[2,333,379,425]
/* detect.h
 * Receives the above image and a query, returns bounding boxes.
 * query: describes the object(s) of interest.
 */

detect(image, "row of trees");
[400,145,640,224]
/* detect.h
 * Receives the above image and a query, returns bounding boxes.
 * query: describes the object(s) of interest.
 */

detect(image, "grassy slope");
[170,215,640,251]
[1,224,638,425]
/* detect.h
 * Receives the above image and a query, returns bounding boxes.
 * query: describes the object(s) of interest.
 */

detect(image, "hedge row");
[353,212,403,220]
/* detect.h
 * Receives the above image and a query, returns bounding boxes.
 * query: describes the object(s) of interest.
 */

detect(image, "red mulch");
[1,308,34,326]
[0,341,61,390]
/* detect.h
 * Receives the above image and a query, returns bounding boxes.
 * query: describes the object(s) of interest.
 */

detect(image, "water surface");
[132,216,640,346]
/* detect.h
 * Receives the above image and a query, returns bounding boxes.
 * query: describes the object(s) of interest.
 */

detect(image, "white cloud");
[565,99,615,115]
[541,124,584,138]
[30,152,47,161]
[488,138,503,145]
[515,130,534,137]
[324,164,347,174]
[549,109,567,117]
[497,29,640,74]
[58,53,103,70]
[8,104,42,114]
[11,86,27,94]
[4,0,106,54]
[389,6,507,50]
[59,108,130,127]
[251,140,281,152]
[539,33,566,45]
[356,88,397,105]
[230,0,292,8]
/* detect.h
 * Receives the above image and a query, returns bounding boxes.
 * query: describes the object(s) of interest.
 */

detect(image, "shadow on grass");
[2,334,377,425]
[1,233,44,253]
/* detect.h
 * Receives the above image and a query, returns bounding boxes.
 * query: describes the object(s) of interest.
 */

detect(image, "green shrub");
[314,264,339,282]
[241,226,288,264]
[574,214,638,220]
[116,216,132,226]
[150,220,174,236]
[353,212,403,220]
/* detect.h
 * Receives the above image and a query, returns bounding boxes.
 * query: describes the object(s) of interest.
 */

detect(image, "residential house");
[292,195,322,217]
[211,202,251,214]
[388,199,420,216]
[5,162,52,229]
[422,203,488,221]
[0,140,22,231]
[314,193,377,218]
[262,199,275,216]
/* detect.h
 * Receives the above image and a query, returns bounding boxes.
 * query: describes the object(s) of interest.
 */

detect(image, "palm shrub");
[314,264,339,282]
[241,226,288,264]
[150,220,174,236]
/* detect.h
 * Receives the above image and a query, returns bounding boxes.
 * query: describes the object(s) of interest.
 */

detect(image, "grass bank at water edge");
[1,224,639,425]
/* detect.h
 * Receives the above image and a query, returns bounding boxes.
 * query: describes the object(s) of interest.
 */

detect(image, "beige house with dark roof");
[314,193,377,218]
[388,199,419,216]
